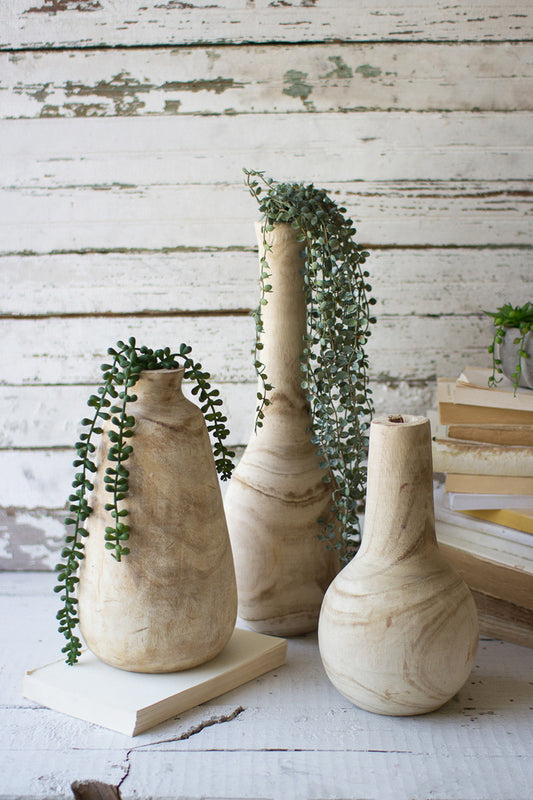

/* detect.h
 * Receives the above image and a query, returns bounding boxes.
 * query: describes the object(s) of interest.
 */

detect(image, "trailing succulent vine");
[485,301,533,392]
[55,338,235,665]
[245,168,376,563]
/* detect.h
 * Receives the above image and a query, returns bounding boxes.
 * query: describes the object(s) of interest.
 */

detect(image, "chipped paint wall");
[0,1,532,568]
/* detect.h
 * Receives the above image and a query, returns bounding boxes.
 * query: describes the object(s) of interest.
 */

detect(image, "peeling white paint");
[0,0,531,569]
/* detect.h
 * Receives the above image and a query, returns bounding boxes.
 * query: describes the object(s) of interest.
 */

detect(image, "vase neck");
[255,222,308,404]
[130,368,185,412]
[359,415,438,563]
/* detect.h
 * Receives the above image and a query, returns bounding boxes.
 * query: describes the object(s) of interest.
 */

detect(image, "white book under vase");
[22,628,287,736]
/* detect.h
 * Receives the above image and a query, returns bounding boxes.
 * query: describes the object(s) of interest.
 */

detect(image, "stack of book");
[433,484,533,648]
[434,366,533,511]
[432,366,533,648]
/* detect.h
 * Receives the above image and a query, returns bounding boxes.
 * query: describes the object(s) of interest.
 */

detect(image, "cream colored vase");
[78,368,237,673]
[224,223,339,636]
[318,414,479,715]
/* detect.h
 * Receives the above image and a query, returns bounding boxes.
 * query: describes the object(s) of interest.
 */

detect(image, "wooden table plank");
[1,572,532,799]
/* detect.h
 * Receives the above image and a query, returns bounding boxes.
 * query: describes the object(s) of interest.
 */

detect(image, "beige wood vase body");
[78,368,237,673]
[224,223,339,636]
[318,415,479,716]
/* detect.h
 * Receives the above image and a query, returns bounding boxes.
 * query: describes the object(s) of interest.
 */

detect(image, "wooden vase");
[318,414,479,716]
[224,222,339,636]
[78,368,237,673]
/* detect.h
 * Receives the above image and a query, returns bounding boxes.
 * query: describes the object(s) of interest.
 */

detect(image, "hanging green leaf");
[244,168,375,564]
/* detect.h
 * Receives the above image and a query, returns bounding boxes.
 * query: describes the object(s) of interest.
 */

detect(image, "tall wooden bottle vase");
[224,223,339,636]
[78,368,238,673]
[318,415,479,715]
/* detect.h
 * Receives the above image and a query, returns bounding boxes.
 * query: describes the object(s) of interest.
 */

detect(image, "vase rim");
[372,414,428,428]
[134,366,185,385]
[138,367,184,376]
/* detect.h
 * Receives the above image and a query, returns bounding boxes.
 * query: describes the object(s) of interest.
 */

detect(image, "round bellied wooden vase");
[318,414,479,715]
[78,368,238,673]
[224,223,339,636]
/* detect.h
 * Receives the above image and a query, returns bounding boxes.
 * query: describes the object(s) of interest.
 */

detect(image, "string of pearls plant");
[245,169,376,563]
[55,338,235,665]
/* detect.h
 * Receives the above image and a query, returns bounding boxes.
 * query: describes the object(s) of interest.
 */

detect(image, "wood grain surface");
[319,416,479,715]
[77,369,238,672]
[224,224,339,636]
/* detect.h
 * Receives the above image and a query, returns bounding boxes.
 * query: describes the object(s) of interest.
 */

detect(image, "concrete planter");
[496,327,533,389]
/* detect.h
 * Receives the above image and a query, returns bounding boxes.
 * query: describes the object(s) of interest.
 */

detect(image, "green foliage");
[244,169,376,563]
[485,302,533,392]
[55,338,235,665]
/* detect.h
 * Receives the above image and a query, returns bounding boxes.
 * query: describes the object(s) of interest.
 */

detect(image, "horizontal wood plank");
[3,114,531,187]
[1,42,532,119]
[0,248,529,317]
[0,383,258,449]
[0,506,66,569]
[0,251,258,314]
[0,314,495,386]
[2,1,532,50]
[114,750,533,800]
[0,316,256,384]
[1,180,532,252]
[0,376,442,450]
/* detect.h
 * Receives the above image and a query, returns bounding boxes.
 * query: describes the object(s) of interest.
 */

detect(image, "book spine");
[435,518,533,564]
[472,591,533,649]
[461,508,533,537]
[448,425,533,447]
[432,438,533,476]
[444,492,533,511]
[437,542,533,609]
[438,402,533,426]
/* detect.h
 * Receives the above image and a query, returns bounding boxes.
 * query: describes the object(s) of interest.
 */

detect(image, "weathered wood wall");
[1,1,531,569]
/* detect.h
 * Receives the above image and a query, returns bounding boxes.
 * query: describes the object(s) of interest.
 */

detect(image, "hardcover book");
[455,367,533,412]
[432,436,533,477]
[437,379,533,425]
[444,473,533,495]
[447,424,533,447]
[460,507,533,536]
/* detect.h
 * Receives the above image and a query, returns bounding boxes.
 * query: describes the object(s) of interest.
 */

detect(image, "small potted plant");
[55,338,237,669]
[485,301,533,391]
[224,170,376,635]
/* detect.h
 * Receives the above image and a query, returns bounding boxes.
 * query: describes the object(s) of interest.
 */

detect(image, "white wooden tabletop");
[2,571,532,800]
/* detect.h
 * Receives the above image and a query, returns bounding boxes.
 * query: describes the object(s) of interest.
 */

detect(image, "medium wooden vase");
[318,414,479,715]
[224,222,339,636]
[78,368,237,673]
